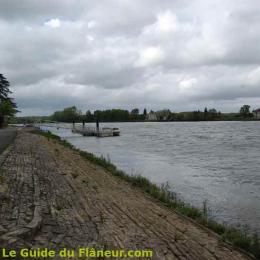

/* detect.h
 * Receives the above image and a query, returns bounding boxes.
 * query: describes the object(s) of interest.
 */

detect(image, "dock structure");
[36,122,120,138]
[72,126,120,137]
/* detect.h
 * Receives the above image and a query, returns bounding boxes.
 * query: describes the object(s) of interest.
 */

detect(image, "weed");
[100,212,105,224]
[203,200,208,222]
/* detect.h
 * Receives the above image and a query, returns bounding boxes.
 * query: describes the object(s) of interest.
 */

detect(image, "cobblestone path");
[0,131,253,259]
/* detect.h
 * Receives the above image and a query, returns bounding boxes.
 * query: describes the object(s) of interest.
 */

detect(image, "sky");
[1,0,260,116]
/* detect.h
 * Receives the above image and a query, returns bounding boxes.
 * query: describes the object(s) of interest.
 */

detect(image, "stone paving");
[0,128,17,154]
[0,131,253,259]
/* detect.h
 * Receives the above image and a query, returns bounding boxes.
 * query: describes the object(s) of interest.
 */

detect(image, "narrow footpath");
[0,130,253,259]
[0,128,16,154]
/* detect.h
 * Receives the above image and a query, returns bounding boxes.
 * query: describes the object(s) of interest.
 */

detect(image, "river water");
[41,121,260,233]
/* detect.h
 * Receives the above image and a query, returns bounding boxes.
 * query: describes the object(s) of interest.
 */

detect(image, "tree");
[85,110,93,122]
[208,108,217,114]
[0,100,17,117]
[131,108,139,115]
[63,106,80,122]
[0,74,18,127]
[130,108,139,120]
[156,109,171,120]
[143,108,147,116]
[93,109,130,122]
[0,74,11,100]
[204,107,208,120]
[51,106,81,122]
[240,105,251,116]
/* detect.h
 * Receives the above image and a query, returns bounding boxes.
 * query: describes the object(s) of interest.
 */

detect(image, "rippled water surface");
[42,121,260,232]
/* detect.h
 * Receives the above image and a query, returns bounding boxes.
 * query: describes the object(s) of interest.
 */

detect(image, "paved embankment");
[0,131,253,259]
[0,128,17,154]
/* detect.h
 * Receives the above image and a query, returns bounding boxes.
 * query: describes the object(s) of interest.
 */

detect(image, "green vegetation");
[50,106,146,122]
[9,116,51,124]
[0,74,18,127]
[172,109,222,121]
[93,109,133,122]
[51,106,82,122]
[47,104,258,123]
[172,105,254,121]
[11,103,258,124]
[35,129,259,258]
[240,105,253,118]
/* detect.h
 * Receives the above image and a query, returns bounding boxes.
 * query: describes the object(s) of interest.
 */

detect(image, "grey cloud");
[1,0,260,116]
[0,0,89,21]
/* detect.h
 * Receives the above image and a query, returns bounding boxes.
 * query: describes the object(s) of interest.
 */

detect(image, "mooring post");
[96,117,99,136]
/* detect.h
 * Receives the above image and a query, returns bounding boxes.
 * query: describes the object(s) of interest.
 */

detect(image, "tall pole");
[96,117,99,131]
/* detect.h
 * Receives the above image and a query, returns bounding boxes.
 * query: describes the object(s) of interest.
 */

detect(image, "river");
[41,121,260,233]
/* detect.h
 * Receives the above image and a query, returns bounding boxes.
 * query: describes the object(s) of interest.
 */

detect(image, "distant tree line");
[10,104,257,124]
[47,104,256,123]
[51,106,82,122]
[173,108,222,121]
[50,107,147,122]
[9,116,50,124]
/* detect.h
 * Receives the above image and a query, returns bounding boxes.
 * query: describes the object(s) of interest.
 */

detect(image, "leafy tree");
[63,106,81,122]
[85,110,94,122]
[156,109,171,120]
[0,74,12,100]
[0,74,18,126]
[51,106,81,122]
[131,108,139,115]
[130,108,139,120]
[208,108,217,114]
[240,105,251,116]
[0,100,17,117]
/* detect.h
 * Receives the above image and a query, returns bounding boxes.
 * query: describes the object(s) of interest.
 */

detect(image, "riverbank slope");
[0,130,253,259]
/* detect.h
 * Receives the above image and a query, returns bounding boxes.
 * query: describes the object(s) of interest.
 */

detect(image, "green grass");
[35,130,259,258]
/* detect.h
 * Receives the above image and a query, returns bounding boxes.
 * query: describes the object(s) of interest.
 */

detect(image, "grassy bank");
[35,130,259,259]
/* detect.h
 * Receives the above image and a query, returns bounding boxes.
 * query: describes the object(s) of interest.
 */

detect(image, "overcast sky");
[1,0,260,116]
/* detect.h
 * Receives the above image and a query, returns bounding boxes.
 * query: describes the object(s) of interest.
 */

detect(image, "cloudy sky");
[1,0,260,116]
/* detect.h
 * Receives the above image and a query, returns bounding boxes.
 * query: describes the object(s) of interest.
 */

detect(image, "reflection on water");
[42,121,260,233]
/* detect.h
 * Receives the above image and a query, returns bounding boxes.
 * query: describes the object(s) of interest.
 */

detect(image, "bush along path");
[0,130,257,259]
